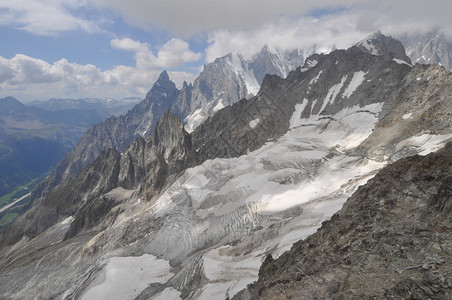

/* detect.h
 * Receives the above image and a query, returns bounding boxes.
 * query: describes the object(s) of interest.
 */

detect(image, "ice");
[342,71,367,99]
[77,102,432,299]
[393,58,413,67]
[318,75,348,114]
[402,113,412,119]
[228,53,260,95]
[213,99,225,112]
[358,39,378,55]
[395,132,452,155]
[306,59,318,68]
[248,118,260,129]
[152,287,181,300]
[309,70,323,85]
[184,108,204,133]
[200,246,263,299]
[165,102,384,296]
[80,254,173,300]
[289,99,308,128]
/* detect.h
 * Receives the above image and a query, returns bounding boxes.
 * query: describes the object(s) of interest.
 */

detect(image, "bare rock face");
[236,142,452,299]
[249,45,305,86]
[400,30,452,71]
[356,31,412,64]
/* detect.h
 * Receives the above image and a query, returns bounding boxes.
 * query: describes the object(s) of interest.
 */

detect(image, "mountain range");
[30,31,452,205]
[0,97,107,197]
[31,45,307,203]
[30,97,141,117]
[1,32,451,299]
[0,96,142,231]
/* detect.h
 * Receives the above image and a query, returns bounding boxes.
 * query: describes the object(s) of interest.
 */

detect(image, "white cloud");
[88,0,360,36]
[88,0,452,38]
[111,38,149,52]
[0,0,101,35]
[110,37,201,69]
[157,39,202,68]
[205,14,368,62]
[0,54,196,102]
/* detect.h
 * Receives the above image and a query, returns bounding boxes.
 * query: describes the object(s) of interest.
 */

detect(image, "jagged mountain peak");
[156,69,170,81]
[155,110,185,133]
[259,44,279,54]
[356,31,412,64]
[151,70,176,93]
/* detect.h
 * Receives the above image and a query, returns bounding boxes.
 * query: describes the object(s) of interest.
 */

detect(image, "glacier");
[70,102,391,299]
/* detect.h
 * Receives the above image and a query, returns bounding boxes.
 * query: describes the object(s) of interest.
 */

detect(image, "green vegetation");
[0,193,34,232]
[0,137,68,196]
[0,212,18,227]
[0,177,40,207]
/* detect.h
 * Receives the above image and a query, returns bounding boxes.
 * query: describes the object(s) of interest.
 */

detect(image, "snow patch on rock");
[249,118,260,128]
[393,58,413,67]
[342,71,367,99]
[319,75,348,113]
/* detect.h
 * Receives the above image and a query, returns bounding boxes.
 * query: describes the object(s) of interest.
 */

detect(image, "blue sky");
[0,0,449,102]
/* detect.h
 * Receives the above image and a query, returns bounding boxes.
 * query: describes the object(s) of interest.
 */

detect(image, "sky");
[0,0,450,102]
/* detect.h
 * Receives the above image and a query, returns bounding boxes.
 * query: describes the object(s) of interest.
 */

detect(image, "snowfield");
[81,254,174,300]
[75,102,395,299]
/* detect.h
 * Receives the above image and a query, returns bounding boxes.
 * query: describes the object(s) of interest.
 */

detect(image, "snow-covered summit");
[184,45,306,131]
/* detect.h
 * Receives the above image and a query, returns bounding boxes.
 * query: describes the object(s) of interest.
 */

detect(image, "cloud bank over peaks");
[204,14,367,62]
[0,52,198,102]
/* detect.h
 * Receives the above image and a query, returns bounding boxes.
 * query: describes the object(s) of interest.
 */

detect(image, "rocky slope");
[236,141,452,299]
[1,34,452,299]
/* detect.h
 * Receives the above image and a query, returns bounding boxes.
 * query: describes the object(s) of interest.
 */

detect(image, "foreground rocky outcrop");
[236,142,452,299]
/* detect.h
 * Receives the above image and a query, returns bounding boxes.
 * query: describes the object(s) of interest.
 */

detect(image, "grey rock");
[356,30,412,64]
